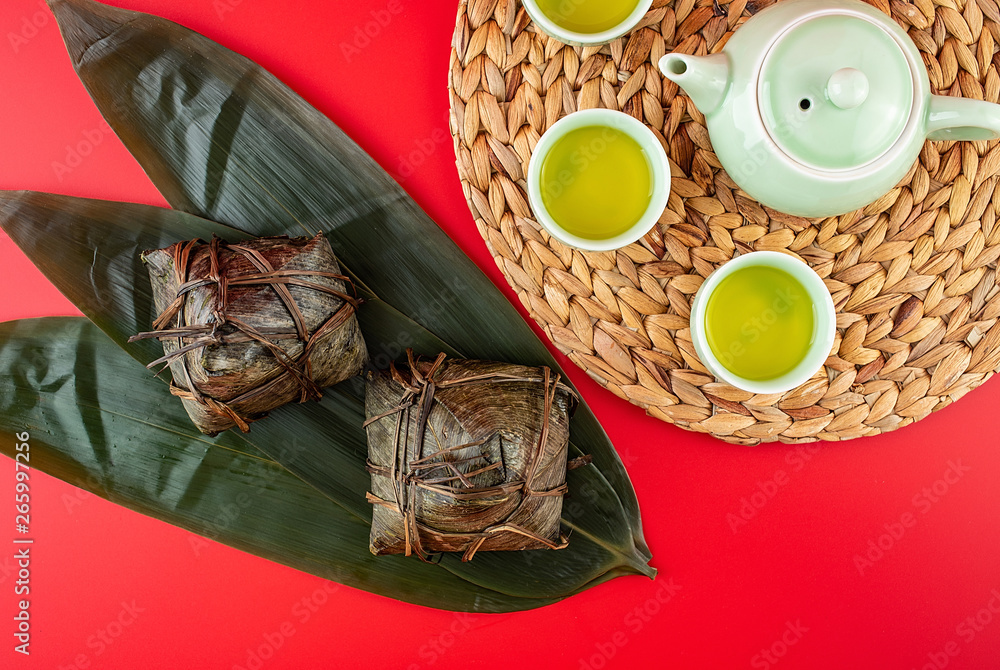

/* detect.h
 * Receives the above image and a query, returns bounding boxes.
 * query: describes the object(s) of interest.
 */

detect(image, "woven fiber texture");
[448,0,1000,444]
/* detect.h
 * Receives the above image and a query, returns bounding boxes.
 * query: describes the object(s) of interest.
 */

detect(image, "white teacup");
[527,108,670,252]
[522,0,654,46]
[689,251,836,395]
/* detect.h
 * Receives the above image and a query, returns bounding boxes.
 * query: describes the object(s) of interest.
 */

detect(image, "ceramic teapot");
[658,0,1000,218]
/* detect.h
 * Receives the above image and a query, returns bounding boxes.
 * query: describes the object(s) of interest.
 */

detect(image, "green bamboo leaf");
[0,192,253,363]
[46,0,654,556]
[0,317,572,612]
[0,0,657,607]
[1,191,653,602]
[42,0,647,540]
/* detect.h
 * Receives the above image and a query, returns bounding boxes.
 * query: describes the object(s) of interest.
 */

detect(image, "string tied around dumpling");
[129,235,361,433]
[364,350,574,562]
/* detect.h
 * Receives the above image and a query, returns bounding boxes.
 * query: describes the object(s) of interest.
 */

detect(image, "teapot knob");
[827,68,870,110]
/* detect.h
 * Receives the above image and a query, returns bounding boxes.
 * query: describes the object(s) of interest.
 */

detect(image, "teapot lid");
[758,13,917,172]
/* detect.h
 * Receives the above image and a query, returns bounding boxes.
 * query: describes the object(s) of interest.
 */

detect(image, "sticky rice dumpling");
[364,352,577,561]
[132,234,367,435]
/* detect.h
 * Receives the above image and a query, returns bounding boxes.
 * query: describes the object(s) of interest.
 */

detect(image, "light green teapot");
[659,0,1000,218]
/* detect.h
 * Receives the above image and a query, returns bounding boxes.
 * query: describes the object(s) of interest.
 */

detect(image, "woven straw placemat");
[447,0,1000,444]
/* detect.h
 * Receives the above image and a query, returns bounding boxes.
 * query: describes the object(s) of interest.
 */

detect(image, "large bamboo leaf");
[0,191,651,601]
[0,0,656,608]
[0,317,573,612]
[43,0,649,552]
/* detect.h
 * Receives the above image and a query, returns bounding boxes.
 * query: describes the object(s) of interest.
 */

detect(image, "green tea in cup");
[534,0,642,34]
[539,125,653,241]
[704,265,815,381]
[522,0,653,46]
[527,109,670,252]
[689,251,836,394]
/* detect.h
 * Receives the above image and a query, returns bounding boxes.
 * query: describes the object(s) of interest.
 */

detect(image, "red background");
[2,1,1000,668]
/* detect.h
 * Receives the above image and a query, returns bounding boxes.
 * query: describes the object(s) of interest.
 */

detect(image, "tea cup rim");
[526,108,671,253]
[689,250,837,395]
[520,0,655,46]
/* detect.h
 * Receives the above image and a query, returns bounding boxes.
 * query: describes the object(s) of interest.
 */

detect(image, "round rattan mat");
[447,0,1000,444]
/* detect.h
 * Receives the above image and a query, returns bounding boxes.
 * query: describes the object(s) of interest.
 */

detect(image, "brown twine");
[129,237,361,432]
[365,350,571,562]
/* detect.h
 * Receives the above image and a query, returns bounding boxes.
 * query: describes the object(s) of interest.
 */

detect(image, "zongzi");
[364,351,577,561]
[131,234,367,435]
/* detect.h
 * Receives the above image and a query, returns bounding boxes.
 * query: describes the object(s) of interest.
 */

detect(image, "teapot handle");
[926,95,1000,141]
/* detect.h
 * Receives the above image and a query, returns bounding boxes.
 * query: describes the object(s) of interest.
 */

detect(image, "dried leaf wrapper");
[364,352,577,561]
[133,234,367,434]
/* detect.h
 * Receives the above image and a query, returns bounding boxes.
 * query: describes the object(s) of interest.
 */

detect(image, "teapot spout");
[658,53,729,115]
[926,95,1000,141]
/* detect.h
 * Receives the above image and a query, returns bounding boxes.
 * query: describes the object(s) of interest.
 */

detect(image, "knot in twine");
[130,236,360,432]
[364,350,571,562]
